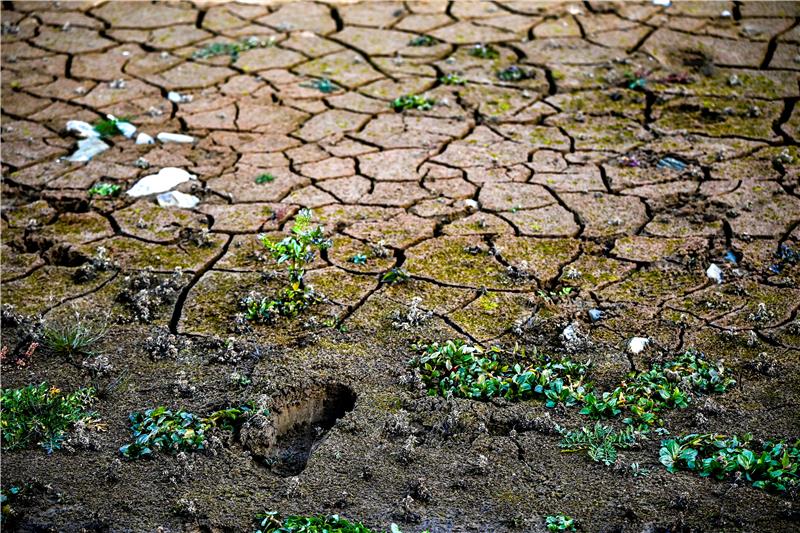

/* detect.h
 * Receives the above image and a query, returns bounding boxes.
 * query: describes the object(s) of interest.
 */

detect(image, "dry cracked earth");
[1,1,800,532]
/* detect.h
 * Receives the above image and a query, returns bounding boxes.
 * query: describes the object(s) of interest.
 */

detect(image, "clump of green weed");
[381,267,410,284]
[42,318,106,362]
[87,183,121,197]
[558,422,640,466]
[301,78,339,94]
[92,117,128,138]
[255,512,374,533]
[579,349,735,428]
[243,209,332,322]
[391,94,435,112]
[546,514,576,532]
[497,65,534,82]
[119,405,251,458]
[255,173,276,184]
[0,383,97,453]
[409,340,590,404]
[440,73,467,86]
[193,36,272,61]
[409,35,438,47]
[468,43,499,59]
[660,433,799,494]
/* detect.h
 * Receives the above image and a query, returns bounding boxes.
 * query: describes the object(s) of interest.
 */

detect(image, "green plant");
[409,35,438,47]
[659,433,799,494]
[558,422,640,466]
[469,43,499,59]
[538,287,574,304]
[92,116,131,138]
[391,94,434,112]
[0,383,96,453]
[245,209,332,322]
[350,254,367,265]
[119,405,251,459]
[42,318,106,361]
[440,73,467,85]
[193,36,272,61]
[497,65,534,82]
[255,173,276,184]
[301,78,339,93]
[410,340,590,404]
[254,512,374,533]
[381,268,410,284]
[88,183,121,197]
[546,514,576,532]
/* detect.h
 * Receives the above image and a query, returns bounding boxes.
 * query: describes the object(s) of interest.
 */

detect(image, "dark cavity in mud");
[242,384,357,477]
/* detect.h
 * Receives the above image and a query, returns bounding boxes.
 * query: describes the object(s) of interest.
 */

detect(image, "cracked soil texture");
[1,1,800,532]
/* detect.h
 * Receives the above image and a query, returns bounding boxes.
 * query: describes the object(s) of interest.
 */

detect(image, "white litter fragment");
[721,9,732,17]
[167,91,193,103]
[127,167,196,197]
[706,263,723,284]
[628,337,650,354]
[136,132,155,145]
[115,120,136,138]
[66,137,109,162]
[652,0,670,6]
[66,120,99,138]
[562,324,579,343]
[463,199,479,210]
[157,132,195,144]
[157,190,200,209]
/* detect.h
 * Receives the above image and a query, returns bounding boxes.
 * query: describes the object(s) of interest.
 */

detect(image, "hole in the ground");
[241,383,356,477]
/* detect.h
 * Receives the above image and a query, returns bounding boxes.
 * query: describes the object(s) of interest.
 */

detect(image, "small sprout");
[193,36,270,61]
[92,116,131,138]
[349,254,367,265]
[469,43,499,59]
[254,512,375,533]
[546,514,576,532]
[255,173,276,184]
[42,318,107,361]
[301,78,339,94]
[409,35,438,47]
[88,183,121,197]
[391,94,435,112]
[630,462,650,477]
[382,268,410,284]
[558,423,639,466]
[439,73,467,86]
[497,65,534,82]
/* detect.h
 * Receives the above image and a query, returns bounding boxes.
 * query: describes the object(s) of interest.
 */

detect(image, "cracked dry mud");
[1,1,799,532]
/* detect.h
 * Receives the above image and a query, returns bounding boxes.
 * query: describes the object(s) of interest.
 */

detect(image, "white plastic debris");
[66,137,109,162]
[464,199,479,210]
[136,133,154,145]
[653,0,670,6]
[628,337,650,354]
[706,263,723,284]
[115,120,136,138]
[167,91,193,103]
[66,120,99,138]
[127,167,196,197]
[157,132,195,144]
[157,190,200,209]
[721,9,732,17]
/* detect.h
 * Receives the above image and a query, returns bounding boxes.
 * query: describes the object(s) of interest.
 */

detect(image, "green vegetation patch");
[546,514,576,532]
[87,183,121,197]
[660,433,799,494]
[120,405,251,458]
[1,383,97,453]
[193,36,272,61]
[409,340,589,404]
[391,94,435,112]
[255,173,276,184]
[558,422,639,466]
[255,512,374,533]
[468,43,499,59]
[408,35,438,47]
[440,73,467,86]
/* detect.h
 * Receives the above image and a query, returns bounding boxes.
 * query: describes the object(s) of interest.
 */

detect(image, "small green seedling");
[546,515,576,532]
[497,65,534,82]
[301,78,339,94]
[88,183,121,197]
[381,268,410,284]
[245,209,332,322]
[409,35,438,47]
[0,383,97,453]
[193,36,272,61]
[440,73,467,86]
[558,422,639,466]
[255,173,276,184]
[92,117,130,138]
[350,254,367,265]
[391,94,435,112]
[469,43,499,59]
[42,318,106,361]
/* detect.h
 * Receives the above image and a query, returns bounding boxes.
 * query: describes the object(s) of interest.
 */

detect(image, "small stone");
[706,263,723,284]
[628,337,649,354]
[588,309,603,322]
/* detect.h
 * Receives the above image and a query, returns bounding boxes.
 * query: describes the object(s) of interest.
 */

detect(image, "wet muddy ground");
[1,1,799,531]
